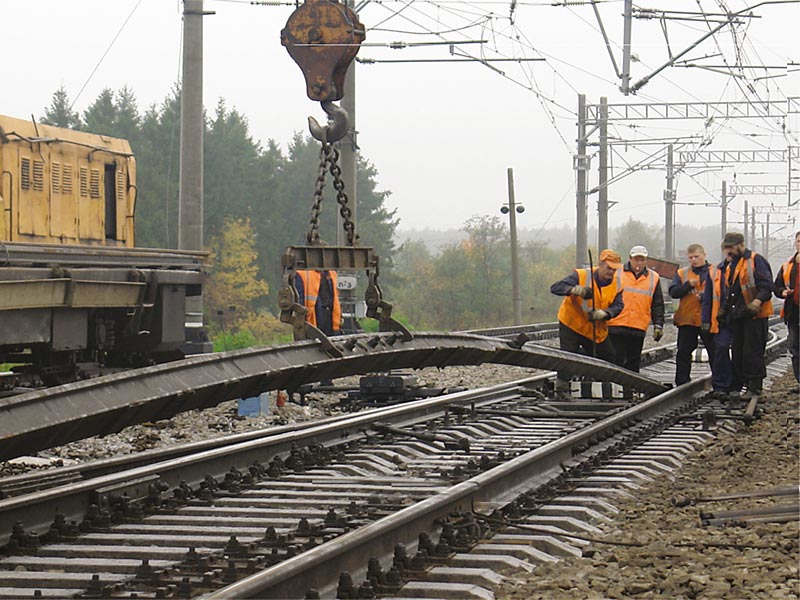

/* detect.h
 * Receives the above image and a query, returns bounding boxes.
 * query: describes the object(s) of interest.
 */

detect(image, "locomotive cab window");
[104,163,117,240]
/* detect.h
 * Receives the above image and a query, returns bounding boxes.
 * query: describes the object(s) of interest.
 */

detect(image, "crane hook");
[308,100,350,144]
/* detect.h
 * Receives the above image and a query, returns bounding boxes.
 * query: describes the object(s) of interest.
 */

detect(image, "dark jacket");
[550,269,625,319]
[669,262,711,299]
[717,249,773,322]
[774,253,799,326]
[702,259,725,326]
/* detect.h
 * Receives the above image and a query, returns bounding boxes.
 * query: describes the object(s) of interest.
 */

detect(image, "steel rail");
[0,378,546,548]
[0,340,674,498]
[210,377,710,599]
[0,368,553,498]
[0,333,667,462]
[200,327,791,598]
[0,241,208,268]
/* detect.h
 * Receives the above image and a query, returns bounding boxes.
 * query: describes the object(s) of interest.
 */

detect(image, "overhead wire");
[71,0,145,110]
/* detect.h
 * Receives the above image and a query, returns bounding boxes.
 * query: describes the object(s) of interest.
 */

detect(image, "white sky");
[3,0,798,240]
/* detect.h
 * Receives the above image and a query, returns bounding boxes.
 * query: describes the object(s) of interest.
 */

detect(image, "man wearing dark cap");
[550,248,625,398]
[717,232,773,400]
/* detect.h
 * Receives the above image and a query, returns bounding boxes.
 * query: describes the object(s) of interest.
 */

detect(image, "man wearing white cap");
[608,245,665,373]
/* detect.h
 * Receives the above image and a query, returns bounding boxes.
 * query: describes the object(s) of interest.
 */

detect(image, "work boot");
[553,379,572,400]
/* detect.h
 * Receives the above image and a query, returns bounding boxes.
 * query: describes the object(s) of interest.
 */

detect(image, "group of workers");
[551,230,800,399]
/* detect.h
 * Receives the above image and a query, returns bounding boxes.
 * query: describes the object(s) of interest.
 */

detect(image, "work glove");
[700,322,711,333]
[570,285,593,299]
[716,309,727,326]
[587,309,608,322]
[745,300,761,317]
[679,281,694,296]
[653,326,664,342]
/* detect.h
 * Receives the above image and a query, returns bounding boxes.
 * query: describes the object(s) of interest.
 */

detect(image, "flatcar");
[0,114,208,384]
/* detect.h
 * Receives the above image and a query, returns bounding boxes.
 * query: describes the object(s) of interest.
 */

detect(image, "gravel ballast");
[497,370,800,600]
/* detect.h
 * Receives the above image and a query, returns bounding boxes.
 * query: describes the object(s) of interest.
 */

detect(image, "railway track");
[0,323,789,598]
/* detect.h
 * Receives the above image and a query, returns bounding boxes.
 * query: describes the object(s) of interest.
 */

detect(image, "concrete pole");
[507,168,522,325]
[598,97,609,251]
[664,144,674,261]
[179,0,204,252]
[721,180,727,241]
[751,207,756,251]
[743,199,749,246]
[764,213,770,260]
[576,94,588,267]
[620,0,633,94]
[338,0,357,245]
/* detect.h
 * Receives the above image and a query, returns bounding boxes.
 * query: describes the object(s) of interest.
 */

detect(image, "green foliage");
[212,329,257,352]
[40,86,399,327]
[612,218,664,259]
[41,85,80,129]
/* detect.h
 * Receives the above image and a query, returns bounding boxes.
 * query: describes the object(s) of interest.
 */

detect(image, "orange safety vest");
[779,258,796,319]
[557,268,621,343]
[296,270,341,332]
[673,265,714,327]
[728,253,773,319]
[608,269,660,332]
[708,267,723,334]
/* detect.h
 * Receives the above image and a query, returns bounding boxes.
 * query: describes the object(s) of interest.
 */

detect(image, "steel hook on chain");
[308,100,350,144]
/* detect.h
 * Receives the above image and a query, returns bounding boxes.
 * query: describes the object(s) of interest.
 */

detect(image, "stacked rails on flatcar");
[0,114,208,383]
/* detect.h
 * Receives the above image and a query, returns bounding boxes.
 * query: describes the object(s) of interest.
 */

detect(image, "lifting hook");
[308,100,350,144]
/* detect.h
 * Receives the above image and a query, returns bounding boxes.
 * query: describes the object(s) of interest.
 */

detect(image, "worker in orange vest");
[716,232,773,400]
[774,230,799,391]
[607,245,665,373]
[550,248,625,397]
[669,243,715,387]
[294,270,342,336]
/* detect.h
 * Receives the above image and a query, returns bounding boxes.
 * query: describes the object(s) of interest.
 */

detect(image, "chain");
[306,140,357,246]
[328,145,357,246]
[306,141,333,244]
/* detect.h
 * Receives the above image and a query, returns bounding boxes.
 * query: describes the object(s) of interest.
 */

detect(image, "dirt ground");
[496,369,800,599]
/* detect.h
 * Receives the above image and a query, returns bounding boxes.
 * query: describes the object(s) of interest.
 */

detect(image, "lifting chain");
[279,0,412,346]
[307,139,357,247]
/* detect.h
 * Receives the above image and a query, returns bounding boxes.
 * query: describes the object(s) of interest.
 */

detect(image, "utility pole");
[503,168,524,325]
[664,144,675,261]
[179,0,205,253]
[743,199,749,246]
[598,97,609,251]
[764,213,770,260]
[751,206,756,252]
[179,0,211,349]
[721,180,727,241]
[575,94,589,267]
[620,0,633,94]
[338,0,357,245]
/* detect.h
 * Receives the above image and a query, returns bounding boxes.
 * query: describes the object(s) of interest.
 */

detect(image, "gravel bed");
[0,363,536,476]
[0,324,678,477]
[496,369,800,600]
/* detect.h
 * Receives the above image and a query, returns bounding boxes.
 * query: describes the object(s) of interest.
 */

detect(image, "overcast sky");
[3,0,798,243]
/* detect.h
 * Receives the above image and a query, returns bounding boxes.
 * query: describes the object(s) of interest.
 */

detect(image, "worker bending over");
[550,249,624,398]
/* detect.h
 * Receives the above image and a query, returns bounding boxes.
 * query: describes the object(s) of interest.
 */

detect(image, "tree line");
[39,86,726,341]
[40,85,398,346]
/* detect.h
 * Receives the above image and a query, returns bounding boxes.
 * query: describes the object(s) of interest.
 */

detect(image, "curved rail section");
[0,333,666,462]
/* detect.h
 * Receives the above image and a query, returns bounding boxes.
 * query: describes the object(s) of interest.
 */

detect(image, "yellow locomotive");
[0,114,208,384]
